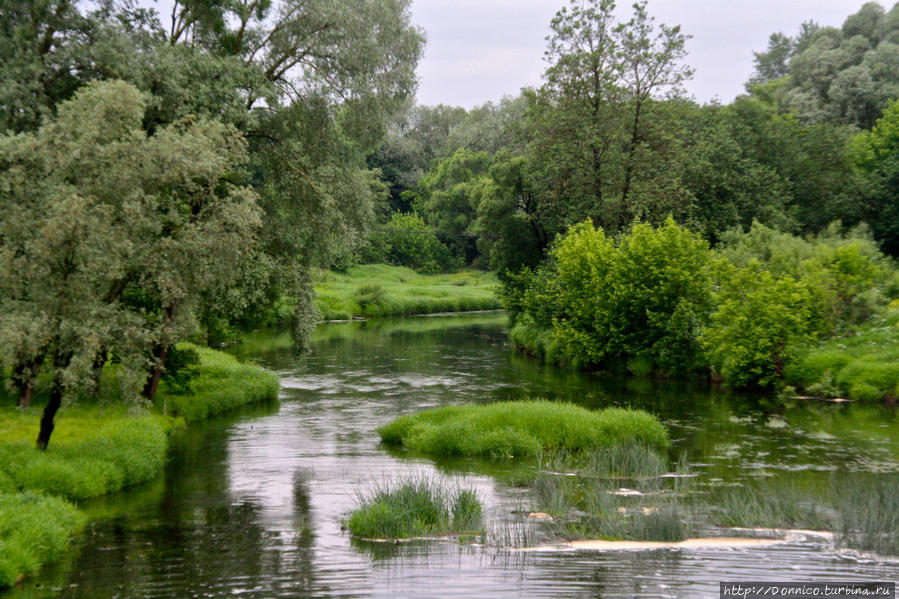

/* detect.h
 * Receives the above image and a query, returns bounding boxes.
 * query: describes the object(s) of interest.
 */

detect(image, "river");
[8,313,899,598]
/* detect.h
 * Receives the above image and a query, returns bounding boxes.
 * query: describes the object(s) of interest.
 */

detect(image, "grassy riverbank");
[786,307,899,402]
[0,346,278,589]
[314,265,500,320]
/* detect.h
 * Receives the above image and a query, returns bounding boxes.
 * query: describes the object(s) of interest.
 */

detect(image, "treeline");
[355,0,899,396]
[364,0,899,275]
[0,0,424,446]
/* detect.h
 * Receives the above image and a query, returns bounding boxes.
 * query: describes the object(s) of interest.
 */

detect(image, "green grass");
[378,400,670,458]
[0,492,86,588]
[785,308,899,402]
[156,343,279,422]
[0,410,169,502]
[314,264,501,320]
[0,344,278,588]
[345,476,483,539]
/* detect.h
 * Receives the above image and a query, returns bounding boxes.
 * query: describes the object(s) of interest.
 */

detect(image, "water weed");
[345,476,484,539]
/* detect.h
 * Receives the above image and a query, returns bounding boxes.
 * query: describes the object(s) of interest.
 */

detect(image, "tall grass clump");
[785,308,899,401]
[710,478,834,530]
[345,476,483,540]
[378,400,669,458]
[158,343,279,422]
[836,475,899,555]
[0,492,86,588]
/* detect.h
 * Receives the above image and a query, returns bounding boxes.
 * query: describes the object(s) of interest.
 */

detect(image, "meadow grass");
[314,264,501,320]
[378,400,669,458]
[786,308,899,402]
[0,343,278,588]
[345,476,483,539]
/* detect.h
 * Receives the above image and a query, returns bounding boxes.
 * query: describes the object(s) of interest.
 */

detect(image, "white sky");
[411,0,876,107]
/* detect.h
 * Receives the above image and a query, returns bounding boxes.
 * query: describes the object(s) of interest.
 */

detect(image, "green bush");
[378,400,669,457]
[358,213,457,273]
[509,218,714,376]
[345,476,483,539]
[703,261,814,388]
[0,492,86,588]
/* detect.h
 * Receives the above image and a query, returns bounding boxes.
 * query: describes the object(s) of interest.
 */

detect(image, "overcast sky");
[410,0,874,108]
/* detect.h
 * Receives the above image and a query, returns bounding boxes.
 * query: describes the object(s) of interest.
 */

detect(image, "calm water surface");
[8,313,899,598]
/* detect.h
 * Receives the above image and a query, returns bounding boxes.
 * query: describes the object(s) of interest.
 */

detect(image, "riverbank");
[314,265,500,320]
[0,346,278,589]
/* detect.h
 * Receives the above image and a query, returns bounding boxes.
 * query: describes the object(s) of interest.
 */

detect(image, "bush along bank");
[504,218,899,401]
[0,345,278,589]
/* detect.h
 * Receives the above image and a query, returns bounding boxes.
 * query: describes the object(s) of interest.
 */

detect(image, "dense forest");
[4,0,899,449]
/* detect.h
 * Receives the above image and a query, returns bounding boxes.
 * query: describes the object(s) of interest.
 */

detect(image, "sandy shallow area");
[519,530,834,552]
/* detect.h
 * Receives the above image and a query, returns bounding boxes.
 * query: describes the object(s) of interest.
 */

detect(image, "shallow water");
[8,313,899,598]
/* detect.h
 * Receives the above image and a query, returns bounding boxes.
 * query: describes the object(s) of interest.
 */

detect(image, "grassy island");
[378,400,669,457]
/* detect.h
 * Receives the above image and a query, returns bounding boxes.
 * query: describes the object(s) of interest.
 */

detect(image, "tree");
[413,148,492,264]
[852,99,899,254]
[530,0,691,233]
[0,80,262,448]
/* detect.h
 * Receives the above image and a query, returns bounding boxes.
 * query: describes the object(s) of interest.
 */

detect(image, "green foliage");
[749,3,899,129]
[157,344,279,423]
[512,218,714,375]
[313,265,500,320]
[0,492,86,589]
[359,212,457,273]
[345,476,483,539]
[703,262,814,389]
[377,400,669,457]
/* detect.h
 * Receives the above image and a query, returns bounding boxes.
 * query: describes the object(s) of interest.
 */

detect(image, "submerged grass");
[378,400,669,458]
[345,476,483,540]
[0,344,278,588]
[314,265,500,320]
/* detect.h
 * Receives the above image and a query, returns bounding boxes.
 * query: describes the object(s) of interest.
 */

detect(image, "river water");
[8,313,899,598]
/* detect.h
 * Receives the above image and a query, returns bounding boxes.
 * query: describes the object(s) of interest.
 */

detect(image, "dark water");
[8,313,899,599]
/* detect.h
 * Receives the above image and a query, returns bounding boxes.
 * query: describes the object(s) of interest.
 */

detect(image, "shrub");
[703,262,814,388]
[509,218,714,375]
[359,213,457,273]
[378,400,669,457]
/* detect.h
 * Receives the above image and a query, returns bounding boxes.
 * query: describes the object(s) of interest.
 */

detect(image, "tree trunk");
[620,100,643,219]
[13,353,44,408]
[90,346,108,393]
[142,342,169,404]
[36,354,68,450]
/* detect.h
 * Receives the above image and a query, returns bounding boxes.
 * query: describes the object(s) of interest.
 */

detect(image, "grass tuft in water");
[345,476,484,540]
[710,477,834,531]
[836,475,899,556]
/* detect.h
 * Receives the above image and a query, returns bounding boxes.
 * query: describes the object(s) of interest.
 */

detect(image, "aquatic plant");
[345,476,483,539]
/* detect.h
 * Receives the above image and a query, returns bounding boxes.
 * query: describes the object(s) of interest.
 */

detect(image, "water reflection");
[8,313,899,599]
